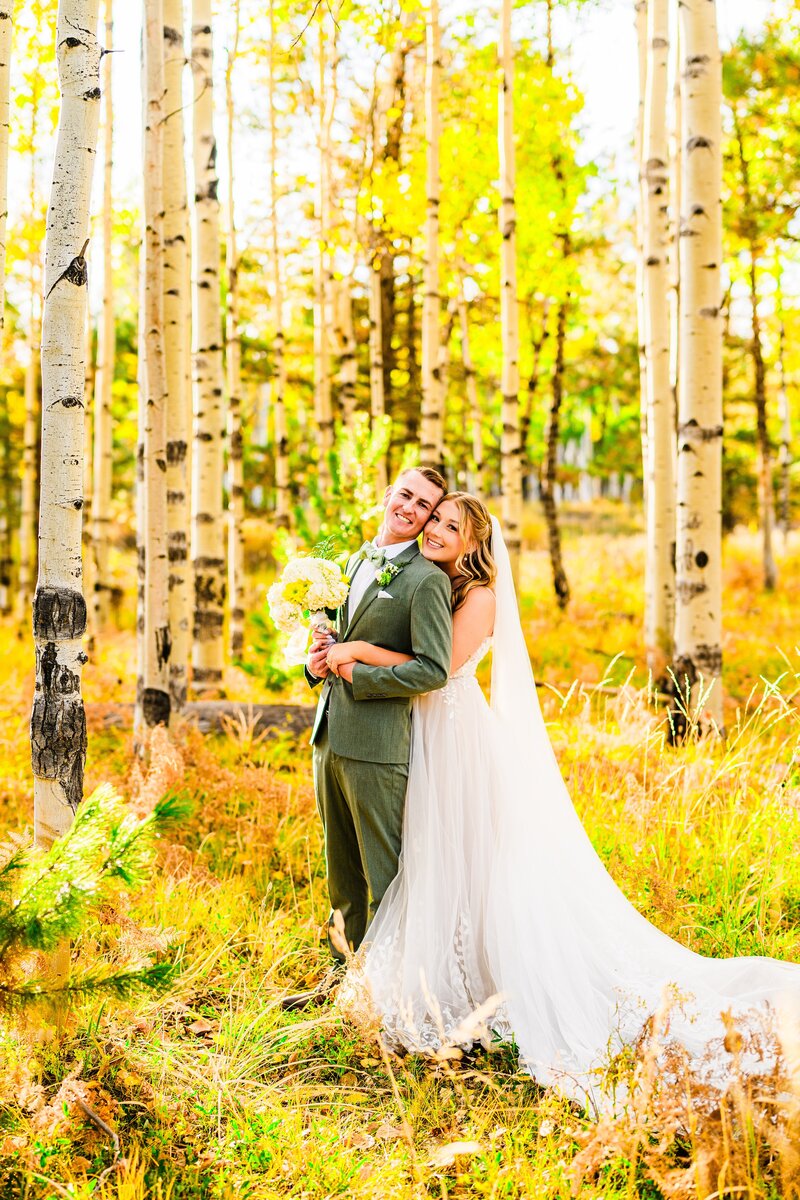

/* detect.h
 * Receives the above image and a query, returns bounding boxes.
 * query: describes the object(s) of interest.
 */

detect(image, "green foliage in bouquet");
[282,413,392,562]
[0,784,188,1011]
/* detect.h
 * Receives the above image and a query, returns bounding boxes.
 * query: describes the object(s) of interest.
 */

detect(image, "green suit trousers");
[313,725,409,958]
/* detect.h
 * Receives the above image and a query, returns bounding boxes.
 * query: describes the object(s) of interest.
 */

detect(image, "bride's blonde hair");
[443,492,497,612]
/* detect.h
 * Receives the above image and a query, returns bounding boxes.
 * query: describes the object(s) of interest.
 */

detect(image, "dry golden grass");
[0,522,799,1198]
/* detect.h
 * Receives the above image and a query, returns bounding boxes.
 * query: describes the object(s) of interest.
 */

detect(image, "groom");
[287,468,453,1006]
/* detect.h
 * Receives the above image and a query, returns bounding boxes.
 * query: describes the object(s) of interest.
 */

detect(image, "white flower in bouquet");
[268,556,350,664]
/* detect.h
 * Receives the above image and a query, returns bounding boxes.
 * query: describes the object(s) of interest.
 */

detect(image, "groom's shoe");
[280,965,344,1013]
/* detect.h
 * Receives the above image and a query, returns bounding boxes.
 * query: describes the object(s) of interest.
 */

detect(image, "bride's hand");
[326,642,358,674]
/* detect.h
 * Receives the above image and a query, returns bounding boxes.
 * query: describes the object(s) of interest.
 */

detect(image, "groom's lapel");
[343,541,420,639]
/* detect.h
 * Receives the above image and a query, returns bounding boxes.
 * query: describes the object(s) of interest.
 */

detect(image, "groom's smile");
[379,469,447,545]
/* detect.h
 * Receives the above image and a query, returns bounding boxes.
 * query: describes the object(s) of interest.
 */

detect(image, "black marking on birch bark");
[230,430,243,455]
[167,439,187,465]
[64,36,82,47]
[193,667,223,684]
[142,687,170,727]
[694,643,722,676]
[230,607,245,622]
[31,691,86,812]
[164,25,182,44]
[676,578,707,601]
[84,87,101,101]
[230,632,244,656]
[48,395,84,411]
[33,586,87,640]
[167,490,186,506]
[46,238,90,298]
[687,138,712,155]
[193,611,224,641]
[677,420,723,442]
[155,623,172,668]
[695,550,709,568]
[156,457,167,473]
[197,430,213,442]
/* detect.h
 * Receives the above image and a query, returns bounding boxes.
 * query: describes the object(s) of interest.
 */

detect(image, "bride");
[323,492,800,1104]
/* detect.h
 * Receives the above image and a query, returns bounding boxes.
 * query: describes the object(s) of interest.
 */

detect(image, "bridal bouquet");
[268,556,350,664]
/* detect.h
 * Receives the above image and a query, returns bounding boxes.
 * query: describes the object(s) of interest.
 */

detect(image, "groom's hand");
[307,642,331,679]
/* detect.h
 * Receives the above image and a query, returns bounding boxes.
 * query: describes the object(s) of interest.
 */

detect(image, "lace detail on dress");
[450,637,492,680]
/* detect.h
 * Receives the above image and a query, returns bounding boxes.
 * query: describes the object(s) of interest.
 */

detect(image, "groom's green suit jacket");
[308,543,452,763]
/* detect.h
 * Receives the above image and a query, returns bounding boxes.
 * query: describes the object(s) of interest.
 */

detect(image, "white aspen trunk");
[18,296,40,621]
[0,0,9,617]
[138,0,170,731]
[635,0,649,508]
[269,0,289,526]
[191,0,226,694]
[0,1,13,338]
[225,0,244,659]
[459,291,483,496]
[313,12,333,489]
[163,0,191,710]
[81,310,95,638]
[33,0,101,846]
[776,315,792,540]
[338,280,357,427]
[435,296,457,478]
[674,0,723,731]
[135,256,145,734]
[368,251,387,492]
[499,0,522,585]
[642,0,675,676]
[91,0,114,635]
[420,0,441,470]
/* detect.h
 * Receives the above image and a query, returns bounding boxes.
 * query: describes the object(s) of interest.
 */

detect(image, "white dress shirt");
[346,538,416,623]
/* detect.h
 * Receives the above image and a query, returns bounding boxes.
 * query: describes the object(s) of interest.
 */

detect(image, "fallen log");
[85,701,315,737]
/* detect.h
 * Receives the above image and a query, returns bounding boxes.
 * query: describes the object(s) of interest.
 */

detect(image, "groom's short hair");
[402,465,447,498]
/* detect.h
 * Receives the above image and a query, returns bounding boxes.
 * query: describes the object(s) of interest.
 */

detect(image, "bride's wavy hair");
[443,492,497,612]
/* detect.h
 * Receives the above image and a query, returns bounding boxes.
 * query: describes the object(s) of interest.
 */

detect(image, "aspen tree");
[0,1,13,333]
[269,0,289,525]
[313,11,334,489]
[775,288,791,539]
[635,0,648,501]
[674,0,724,730]
[225,0,244,658]
[420,0,441,470]
[541,300,571,607]
[191,0,226,694]
[163,0,191,709]
[91,0,114,635]
[32,0,101,845]
[368,252,387,492]
[18,277,40,620]
[458,290,483,496]
[337,281,357,426]
[499,0,522,584]
[138,0,170,731]
[731,113,776,590]
[642,0,675,673]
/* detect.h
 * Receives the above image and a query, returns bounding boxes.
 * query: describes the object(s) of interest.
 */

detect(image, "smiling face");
[421,499,469,569]
[379,470,446,544]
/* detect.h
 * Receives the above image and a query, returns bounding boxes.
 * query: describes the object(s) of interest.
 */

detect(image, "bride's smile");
[422,500,471,573]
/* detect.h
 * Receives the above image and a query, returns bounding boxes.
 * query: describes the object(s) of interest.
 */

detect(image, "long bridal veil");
[485,517,800,1101]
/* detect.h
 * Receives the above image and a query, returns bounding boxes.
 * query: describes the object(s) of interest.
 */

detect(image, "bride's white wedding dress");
[340,519,800,1105]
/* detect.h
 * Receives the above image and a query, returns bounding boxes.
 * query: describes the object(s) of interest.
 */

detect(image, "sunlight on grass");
[1,526,799,1197]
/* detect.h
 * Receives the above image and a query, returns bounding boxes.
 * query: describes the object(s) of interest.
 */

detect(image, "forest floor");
[2,512,800,1199]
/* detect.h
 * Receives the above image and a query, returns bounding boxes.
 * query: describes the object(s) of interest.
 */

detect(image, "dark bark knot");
[33,586,87,640]
[46,238,90,298]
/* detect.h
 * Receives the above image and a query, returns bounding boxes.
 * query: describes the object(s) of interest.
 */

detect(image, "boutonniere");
[376,561,403,588]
